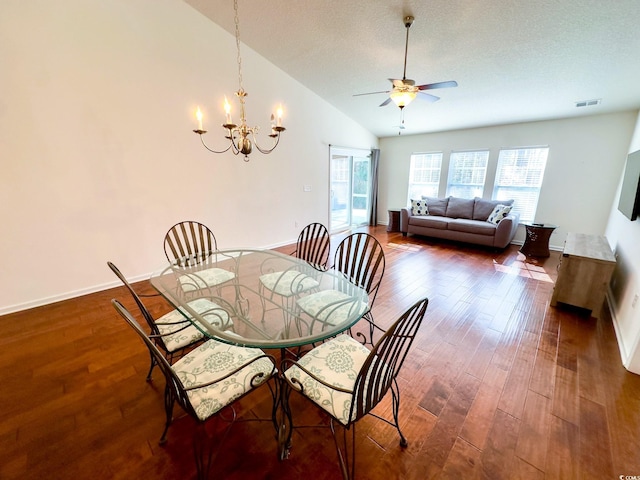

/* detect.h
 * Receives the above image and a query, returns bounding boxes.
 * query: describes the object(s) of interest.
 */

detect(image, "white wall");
[0,0,377,314]
[378,112,637,248]
[606,110,640,374]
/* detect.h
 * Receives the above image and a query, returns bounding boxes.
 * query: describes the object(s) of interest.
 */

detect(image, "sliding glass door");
[330,147,371,233]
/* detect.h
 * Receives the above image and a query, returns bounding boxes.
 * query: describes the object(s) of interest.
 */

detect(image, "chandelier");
[193,0,285,162]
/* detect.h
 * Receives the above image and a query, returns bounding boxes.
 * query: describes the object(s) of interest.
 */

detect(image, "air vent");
[575,99,602,108]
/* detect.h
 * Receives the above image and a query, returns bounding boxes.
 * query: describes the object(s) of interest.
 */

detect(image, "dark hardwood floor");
[2,226,640,479]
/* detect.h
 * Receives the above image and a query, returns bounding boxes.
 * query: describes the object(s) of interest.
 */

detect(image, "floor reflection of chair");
[283,297,429,480]
[164,221,236,294]
[296,232,385,346]
[259,223,330,328]
[108,261,234,379]
[111,299,277,480]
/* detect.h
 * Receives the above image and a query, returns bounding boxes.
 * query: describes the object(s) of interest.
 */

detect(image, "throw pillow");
[487,204,512,224]
[473,197,514,221]
[411,199,429,216]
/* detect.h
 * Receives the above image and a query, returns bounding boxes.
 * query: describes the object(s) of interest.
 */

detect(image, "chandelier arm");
[252,133,282,155]
[196,132,234,154]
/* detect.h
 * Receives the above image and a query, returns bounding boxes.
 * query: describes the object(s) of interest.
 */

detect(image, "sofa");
[400,196,520,249]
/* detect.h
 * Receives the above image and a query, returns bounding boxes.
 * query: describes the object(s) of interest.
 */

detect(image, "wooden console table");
[550,232,616,318]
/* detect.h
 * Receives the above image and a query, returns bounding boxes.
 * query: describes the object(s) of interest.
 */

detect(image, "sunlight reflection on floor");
[493,253,554,283]
[386,241,555,283]
[387,242,422,252]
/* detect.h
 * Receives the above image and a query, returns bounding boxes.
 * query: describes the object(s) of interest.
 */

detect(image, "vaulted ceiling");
[184,0,640,138]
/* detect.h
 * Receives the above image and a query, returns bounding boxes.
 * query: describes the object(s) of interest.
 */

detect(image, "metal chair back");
[107,261,164,343]
[164,221,217,266]
[350,297,428,423]
[294,222,330,268]
[111,299,196,418]
[333,232,385,303]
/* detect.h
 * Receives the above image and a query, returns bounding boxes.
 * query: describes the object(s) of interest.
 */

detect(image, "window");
[493,147,549,223]
[407,152,442,203]
[446,150,489,198]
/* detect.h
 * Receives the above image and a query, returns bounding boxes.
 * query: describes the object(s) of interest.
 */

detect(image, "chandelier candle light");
[193,0,285,162]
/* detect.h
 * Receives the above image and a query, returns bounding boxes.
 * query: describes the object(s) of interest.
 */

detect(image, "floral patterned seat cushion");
[259,270,320,297]
[296,289,369,326]
[156,298,233,352]
[284,334,371,425]
[173,340,275,421]
[178,267,236,293]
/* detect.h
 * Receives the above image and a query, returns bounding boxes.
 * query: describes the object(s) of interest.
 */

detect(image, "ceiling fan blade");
[418,92,440,102]
[417,80,458,91]
[379,97,393,107]
[353,90,391,97]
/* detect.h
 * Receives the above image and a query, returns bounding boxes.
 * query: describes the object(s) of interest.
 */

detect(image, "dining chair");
[258,223,330,311]
[163,221,236,293]
[283,297,429,480]
[291,222,330,269]
[111,299,276,479]
[296,232,385,346]
[108,261,234,380]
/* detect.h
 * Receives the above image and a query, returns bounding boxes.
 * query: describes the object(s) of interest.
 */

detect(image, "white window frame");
[407,152,443,204]
[446,150,490,199]
[492,146,549,223]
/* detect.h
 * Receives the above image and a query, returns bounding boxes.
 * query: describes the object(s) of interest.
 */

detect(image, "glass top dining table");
[149,248,369,349]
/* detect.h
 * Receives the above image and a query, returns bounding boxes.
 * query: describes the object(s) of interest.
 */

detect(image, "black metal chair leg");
[159,386,174,445]
[391,380,408,447]
[145,350,157,381]
[330,419,356,480]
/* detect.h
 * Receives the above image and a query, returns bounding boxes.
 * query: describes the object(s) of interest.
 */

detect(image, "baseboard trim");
[0,239,299,317]
[606,288,639,374]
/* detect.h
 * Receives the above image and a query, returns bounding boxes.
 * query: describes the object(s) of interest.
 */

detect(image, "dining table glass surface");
[149,248,369,349]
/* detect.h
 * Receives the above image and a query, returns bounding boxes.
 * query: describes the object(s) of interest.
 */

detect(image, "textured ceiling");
[184,0,640,138]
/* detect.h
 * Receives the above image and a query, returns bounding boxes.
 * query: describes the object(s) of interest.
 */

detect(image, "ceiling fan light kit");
[390,89,417,108]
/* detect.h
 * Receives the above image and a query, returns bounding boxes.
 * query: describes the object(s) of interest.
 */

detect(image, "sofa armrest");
[400,208,412,233]
[494,212,520,248]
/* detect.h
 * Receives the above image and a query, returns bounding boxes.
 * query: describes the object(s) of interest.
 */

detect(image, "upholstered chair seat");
[172,339,275,421]
[296,289,369,326]
[284,334,371,425]
[156,297,233,352]
[259,269,320,297]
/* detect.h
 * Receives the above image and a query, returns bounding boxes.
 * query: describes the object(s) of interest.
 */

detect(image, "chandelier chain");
[233,0,243,93]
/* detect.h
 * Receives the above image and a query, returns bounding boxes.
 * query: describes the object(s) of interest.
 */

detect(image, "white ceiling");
[184,0,640,138]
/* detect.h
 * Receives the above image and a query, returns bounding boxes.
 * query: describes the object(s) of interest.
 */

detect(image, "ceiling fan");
[353,15,458,109]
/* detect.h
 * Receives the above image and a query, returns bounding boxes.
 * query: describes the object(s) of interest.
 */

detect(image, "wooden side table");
[387,209,401,232]
[520,223,557,257]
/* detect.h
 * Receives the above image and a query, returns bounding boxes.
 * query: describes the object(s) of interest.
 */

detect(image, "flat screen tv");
[618,149,640,221]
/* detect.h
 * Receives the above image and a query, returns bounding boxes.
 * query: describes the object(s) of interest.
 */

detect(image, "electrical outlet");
[633,294,639,309]
[303,185,312,192]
